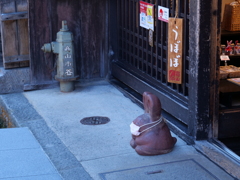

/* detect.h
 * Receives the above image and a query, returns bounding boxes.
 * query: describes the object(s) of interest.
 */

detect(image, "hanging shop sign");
[139,1,154,31]
[158,6,169,23]
[149,29,154,47]
[167,18,183,84]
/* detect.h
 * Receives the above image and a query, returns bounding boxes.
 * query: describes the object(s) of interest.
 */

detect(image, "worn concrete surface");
[0,82,237,180]
[0,127,62,180]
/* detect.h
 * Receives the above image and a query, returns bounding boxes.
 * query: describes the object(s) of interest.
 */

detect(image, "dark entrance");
[110,0,192,136]
[109,0,240,149]
[217,0,240,158]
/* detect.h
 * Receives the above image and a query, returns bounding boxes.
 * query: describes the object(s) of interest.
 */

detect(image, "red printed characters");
[169,70,180,81]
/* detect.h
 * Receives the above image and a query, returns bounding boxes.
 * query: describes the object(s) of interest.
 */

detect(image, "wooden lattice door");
[111,0,190,126]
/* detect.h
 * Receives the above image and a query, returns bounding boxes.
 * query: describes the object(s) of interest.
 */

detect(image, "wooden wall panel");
[18,19,29,55]
[28,0,53,84]
[79,0,108,79]
[29,0,108,85]
[16,0,27,11]
[2,20,18,57]
[1,0,29,69]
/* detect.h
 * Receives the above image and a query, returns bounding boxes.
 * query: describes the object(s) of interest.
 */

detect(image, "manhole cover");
[80,116,110,125]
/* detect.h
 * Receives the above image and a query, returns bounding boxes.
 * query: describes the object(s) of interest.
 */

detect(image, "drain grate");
[80,116,110,125]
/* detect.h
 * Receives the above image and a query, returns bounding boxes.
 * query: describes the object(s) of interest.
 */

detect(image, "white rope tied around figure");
[130,116,163,136]
[231,0,240,5]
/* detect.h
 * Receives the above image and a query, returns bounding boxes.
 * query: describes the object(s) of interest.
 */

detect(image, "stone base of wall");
[0,67,30,94]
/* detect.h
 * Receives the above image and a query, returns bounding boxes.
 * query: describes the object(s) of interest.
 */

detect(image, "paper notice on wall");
[158,6,169,23]
[139,1,154,31]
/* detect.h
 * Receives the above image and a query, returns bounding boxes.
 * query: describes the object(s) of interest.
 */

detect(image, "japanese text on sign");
[63,45,74,77]
[139,1,154,31]
[168,18,183,84]
[158,6,169,23]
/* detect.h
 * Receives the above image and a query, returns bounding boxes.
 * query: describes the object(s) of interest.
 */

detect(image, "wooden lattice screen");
[116,0,190,103]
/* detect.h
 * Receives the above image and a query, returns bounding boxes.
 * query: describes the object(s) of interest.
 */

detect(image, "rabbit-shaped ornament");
[130,92,177,156]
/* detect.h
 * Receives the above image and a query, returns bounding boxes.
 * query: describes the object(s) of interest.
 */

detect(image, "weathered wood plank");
[79,0,108,79]
[4,61,29,69]
[28,0,108,84]
[1,11,28,21]
[16,0,27,11]
[1,1,15,13]
[28,0,54,83]
[4,54,29,62]
[1,0,29,69]
[18,18,29,55]
[2,20,18,57]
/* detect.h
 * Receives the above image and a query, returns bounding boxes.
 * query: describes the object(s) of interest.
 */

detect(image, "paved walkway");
[0,82,237,180]
[0,128,62,179]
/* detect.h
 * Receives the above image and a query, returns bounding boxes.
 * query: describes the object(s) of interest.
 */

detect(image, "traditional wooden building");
[0,0,239,177]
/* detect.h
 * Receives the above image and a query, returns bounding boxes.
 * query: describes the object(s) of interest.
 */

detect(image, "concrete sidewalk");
[0,127,62,180]
[0,82,237,180]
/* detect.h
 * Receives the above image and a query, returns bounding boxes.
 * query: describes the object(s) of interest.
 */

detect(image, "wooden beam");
[112,63,189,124]
[1,11,28,21]
[4,54,29,63]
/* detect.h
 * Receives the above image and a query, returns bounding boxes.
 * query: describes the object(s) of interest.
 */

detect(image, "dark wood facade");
[1,0,239,145]
[0,0,220,140]
[1,1,240,175]
[109,0,221,141]
[28,0,109,85]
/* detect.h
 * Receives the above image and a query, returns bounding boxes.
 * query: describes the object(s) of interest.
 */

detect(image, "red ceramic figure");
[130,92,177,156]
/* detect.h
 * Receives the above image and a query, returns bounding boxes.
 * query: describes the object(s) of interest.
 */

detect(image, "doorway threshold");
[194,139,240,179]
[212,138,240,163]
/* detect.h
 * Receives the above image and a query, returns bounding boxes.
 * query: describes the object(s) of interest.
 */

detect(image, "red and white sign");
[220,55,230,61]
[158,6,169,23]
[139,1,154,31]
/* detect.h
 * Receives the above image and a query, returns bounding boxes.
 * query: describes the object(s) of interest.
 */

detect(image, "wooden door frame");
[211,0,221,139]
[109,0,221,140]
[188,0,221,140]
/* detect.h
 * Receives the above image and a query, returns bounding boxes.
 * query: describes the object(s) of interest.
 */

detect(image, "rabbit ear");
[143,92,151,114]
[143,92,162,121]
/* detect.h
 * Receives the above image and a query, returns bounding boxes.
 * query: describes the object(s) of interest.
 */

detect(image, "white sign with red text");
[158,6,169,23]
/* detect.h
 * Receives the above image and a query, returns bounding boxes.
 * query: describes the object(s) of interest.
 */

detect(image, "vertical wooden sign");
[167,18,183,84]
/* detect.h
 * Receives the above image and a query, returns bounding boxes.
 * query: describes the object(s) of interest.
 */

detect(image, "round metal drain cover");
[80,116,110,125]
